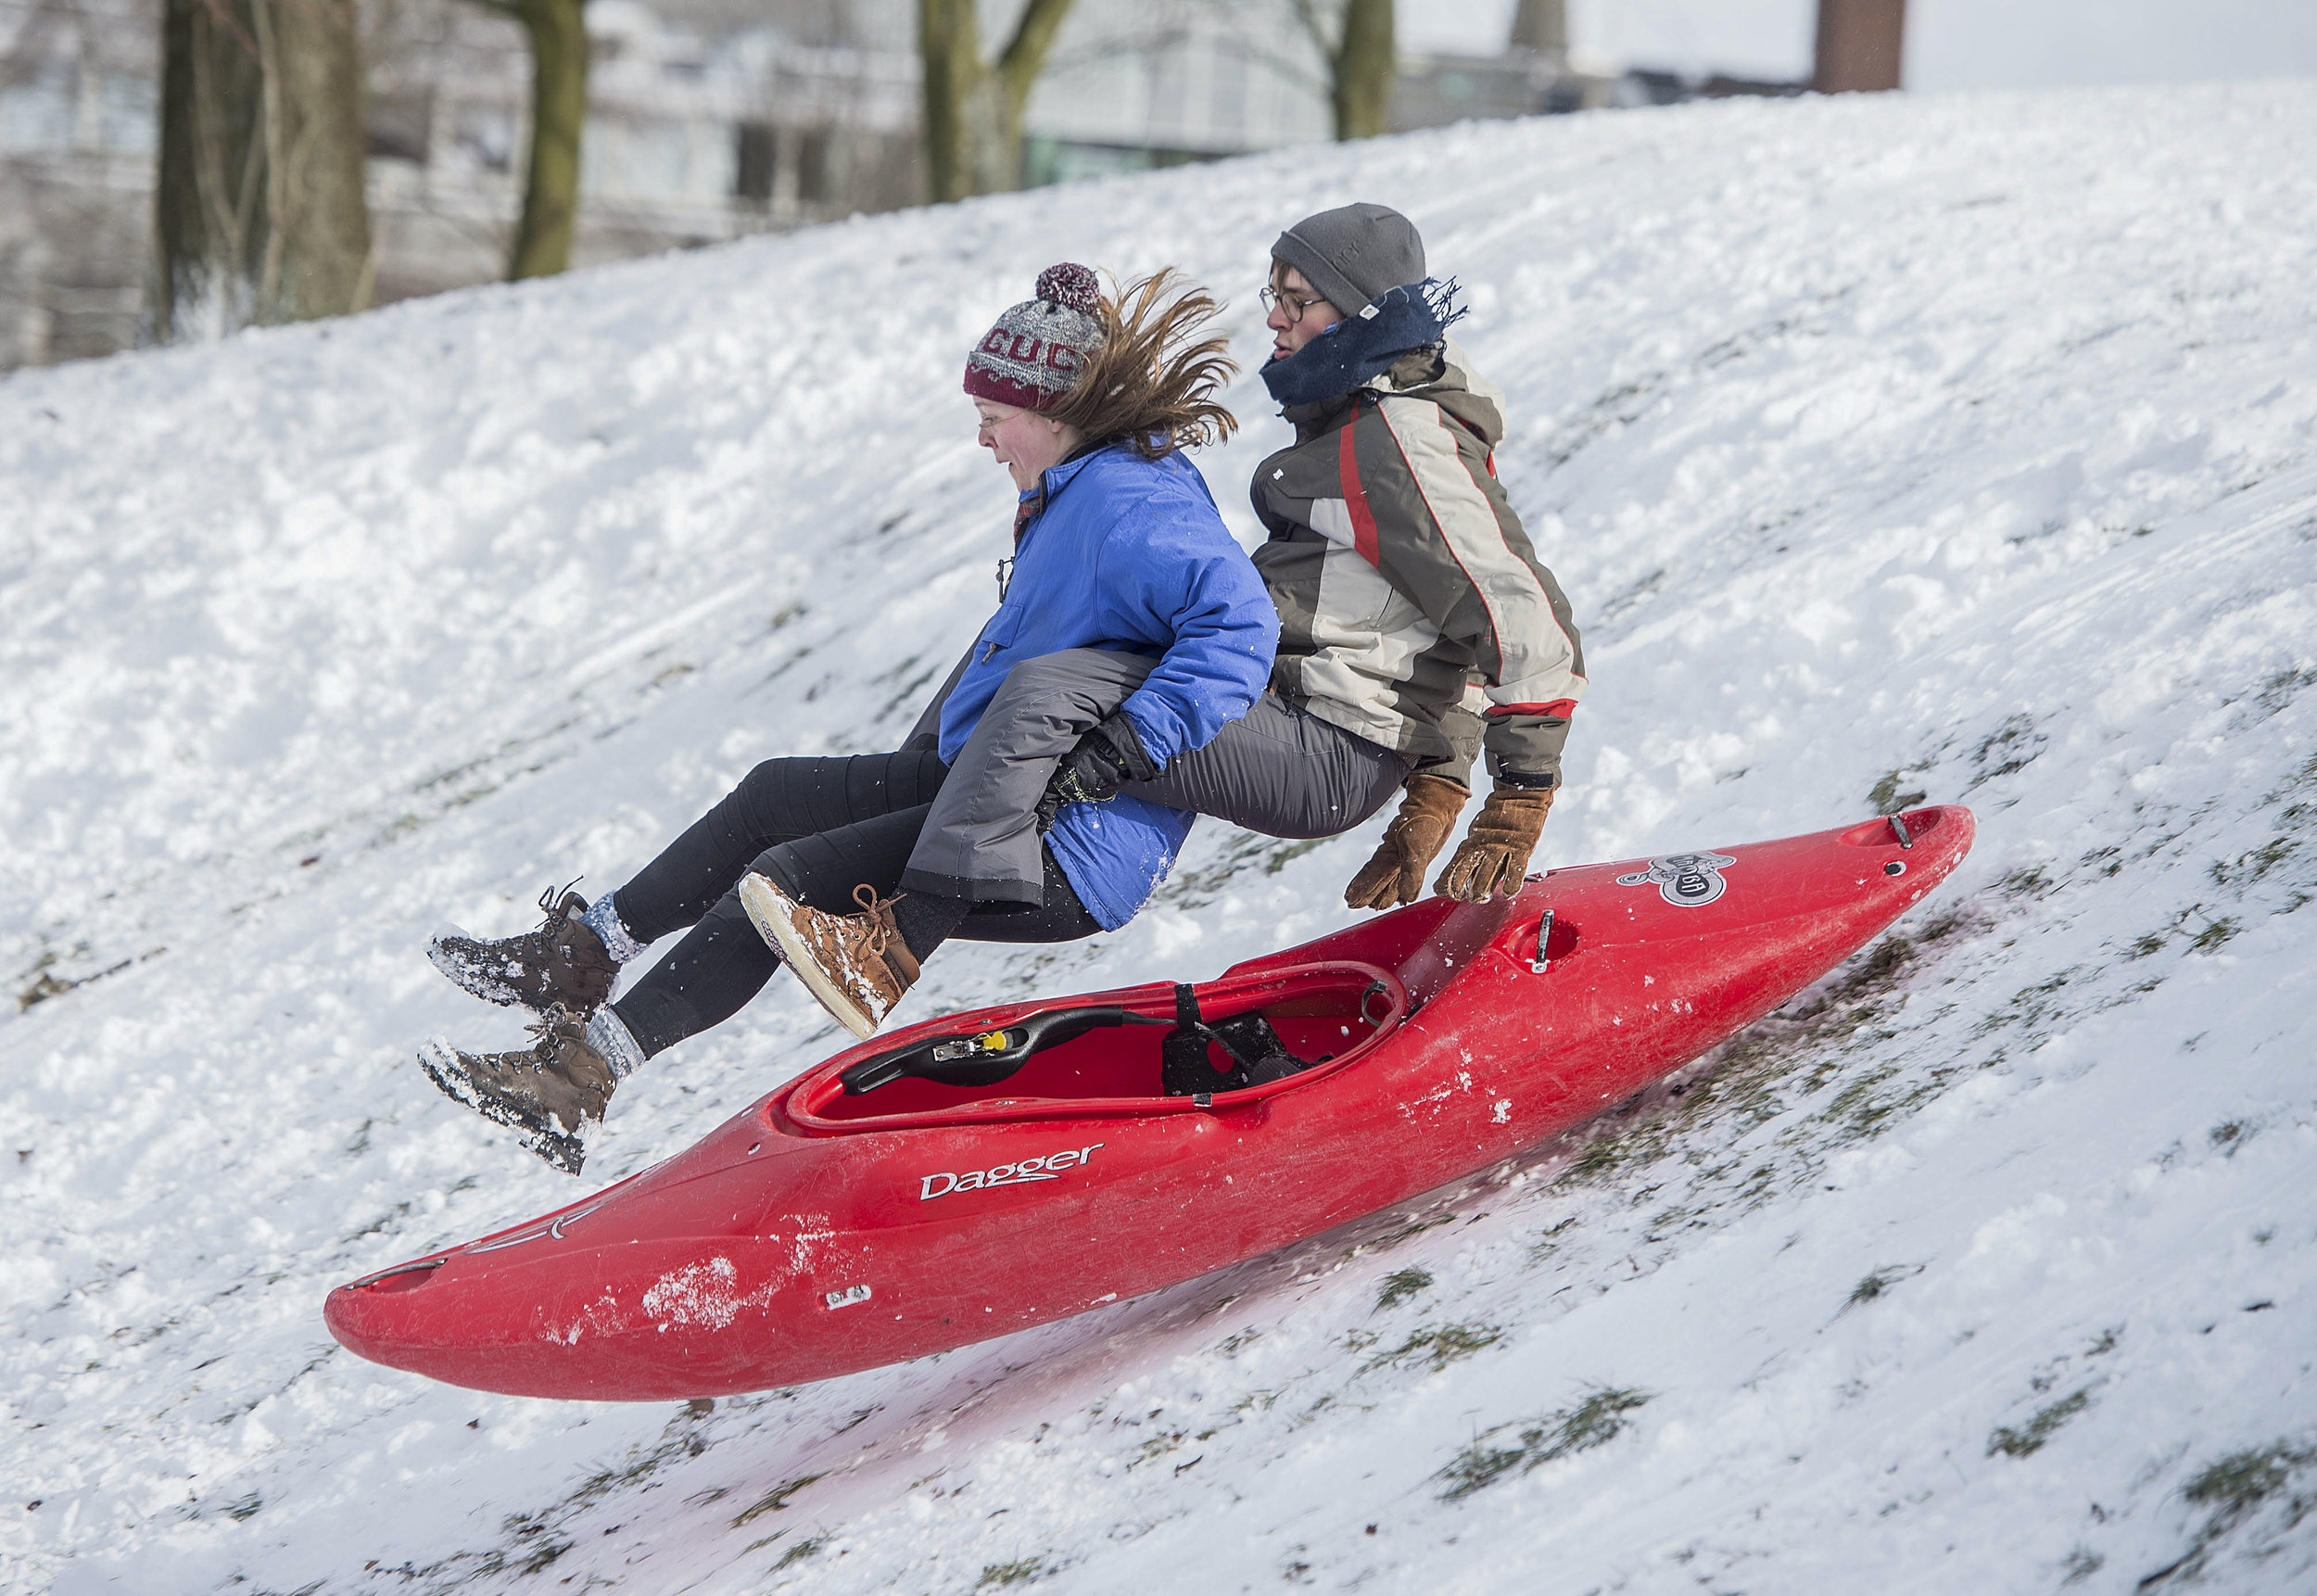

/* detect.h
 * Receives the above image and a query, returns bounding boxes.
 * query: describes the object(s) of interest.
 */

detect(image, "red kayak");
[328,805,1972,1400]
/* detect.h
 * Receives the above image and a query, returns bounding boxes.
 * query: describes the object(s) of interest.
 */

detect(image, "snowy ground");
[6,80,2317,1596]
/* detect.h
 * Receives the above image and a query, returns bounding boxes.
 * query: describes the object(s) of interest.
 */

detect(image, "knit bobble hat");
[963,262,1105,412]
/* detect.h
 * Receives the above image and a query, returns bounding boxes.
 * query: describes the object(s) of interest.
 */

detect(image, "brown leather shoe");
[737,876,920,1040]
[418,1007,616,1174]
[429,885,620,1019]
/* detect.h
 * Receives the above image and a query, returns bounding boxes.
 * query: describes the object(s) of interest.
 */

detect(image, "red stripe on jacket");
[1336,402,1381,567]
[1486,700,1578,719]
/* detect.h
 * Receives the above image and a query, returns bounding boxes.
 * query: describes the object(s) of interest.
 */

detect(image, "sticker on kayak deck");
[1617,851,1738,907]
[918,1144,1104,1201]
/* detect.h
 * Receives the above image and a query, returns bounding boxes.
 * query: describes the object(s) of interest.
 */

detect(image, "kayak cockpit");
[783,960,1406,1131]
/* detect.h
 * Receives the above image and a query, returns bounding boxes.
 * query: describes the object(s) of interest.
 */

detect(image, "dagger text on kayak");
[919,1144,1106,1201]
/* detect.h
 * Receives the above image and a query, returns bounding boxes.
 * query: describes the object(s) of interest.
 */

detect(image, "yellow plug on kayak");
[973,1030,1010,1052]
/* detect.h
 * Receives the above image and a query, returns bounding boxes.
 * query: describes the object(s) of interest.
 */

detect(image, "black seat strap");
[1162,982,1246,1097]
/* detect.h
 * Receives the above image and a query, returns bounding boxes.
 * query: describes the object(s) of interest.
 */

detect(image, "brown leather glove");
[1344,773,1469,910]
[1434,785,1554,903]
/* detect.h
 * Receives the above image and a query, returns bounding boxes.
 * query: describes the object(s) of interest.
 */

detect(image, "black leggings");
[608,752,1101,1058]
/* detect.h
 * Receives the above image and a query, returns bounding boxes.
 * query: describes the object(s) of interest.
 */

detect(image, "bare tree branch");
[1288,0,1334,62]
[995,0,1073,116]
[921,0,1078,201]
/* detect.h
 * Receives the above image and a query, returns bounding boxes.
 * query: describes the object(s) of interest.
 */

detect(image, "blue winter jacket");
[938,445,1278,929]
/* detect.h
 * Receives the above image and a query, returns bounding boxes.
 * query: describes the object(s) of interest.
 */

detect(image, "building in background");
[0,0,1847,375]
[0,0,921,371]
[0,0,155,368]
[1018,3,1326,185]
[1395,0,1625,127]
[360,0,918,305]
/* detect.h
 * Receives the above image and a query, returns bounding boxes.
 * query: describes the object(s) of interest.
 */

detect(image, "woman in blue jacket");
[422,264,1275,1174]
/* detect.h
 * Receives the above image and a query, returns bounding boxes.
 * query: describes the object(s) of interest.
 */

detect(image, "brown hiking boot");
[429,885,619,1019]
[418,1008,616,1174]
[736,876,919,1040]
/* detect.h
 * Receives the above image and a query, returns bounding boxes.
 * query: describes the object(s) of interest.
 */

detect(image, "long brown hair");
[1046,269,1238,460]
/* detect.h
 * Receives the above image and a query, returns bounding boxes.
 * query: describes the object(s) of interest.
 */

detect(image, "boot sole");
[736,873,879,1041]
[417,1042,588,1175]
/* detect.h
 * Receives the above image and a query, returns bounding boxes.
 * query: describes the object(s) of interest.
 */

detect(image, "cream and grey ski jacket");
[1250,339,1585,787]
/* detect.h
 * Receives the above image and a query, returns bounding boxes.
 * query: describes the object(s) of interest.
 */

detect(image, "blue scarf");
[1260,278,1467,410]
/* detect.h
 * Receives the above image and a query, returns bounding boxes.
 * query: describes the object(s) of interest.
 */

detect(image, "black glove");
[1035,714,1159,832]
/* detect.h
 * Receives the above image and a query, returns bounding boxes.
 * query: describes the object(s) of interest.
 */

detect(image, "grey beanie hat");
[1272,203,1426,316]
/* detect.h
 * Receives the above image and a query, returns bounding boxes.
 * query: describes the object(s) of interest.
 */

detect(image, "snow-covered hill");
[6,80,2317,1596]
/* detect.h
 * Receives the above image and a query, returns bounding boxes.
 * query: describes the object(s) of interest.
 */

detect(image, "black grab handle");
[841,1005,1168,1094]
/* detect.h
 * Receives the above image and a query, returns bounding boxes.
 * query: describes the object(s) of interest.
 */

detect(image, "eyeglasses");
[1260,284,1324,324]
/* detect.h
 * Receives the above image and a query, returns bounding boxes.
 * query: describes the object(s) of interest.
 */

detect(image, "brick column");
[1814,0,1906,93]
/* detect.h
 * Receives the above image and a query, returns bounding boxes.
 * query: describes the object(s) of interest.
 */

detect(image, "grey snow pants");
[899,647,1411,906]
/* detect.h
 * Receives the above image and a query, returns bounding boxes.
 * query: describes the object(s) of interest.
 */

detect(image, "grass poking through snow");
[1437,1387,1653,1501]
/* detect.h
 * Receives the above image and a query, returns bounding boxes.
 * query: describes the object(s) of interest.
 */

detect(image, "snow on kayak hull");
[326,806,1972,1400]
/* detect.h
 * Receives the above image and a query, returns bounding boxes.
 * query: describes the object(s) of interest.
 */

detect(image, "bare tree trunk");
[918,0,978,204]
[147,0,374,342]
[1292,0,1397,142]
[1331,0,1393,139]
[918,0,1076,202]
[991,0,1073,186]
[506,0,588,279]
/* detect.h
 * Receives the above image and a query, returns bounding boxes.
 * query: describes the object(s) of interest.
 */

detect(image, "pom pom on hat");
[965,263,1107,412]
[1036,262,1100,312]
